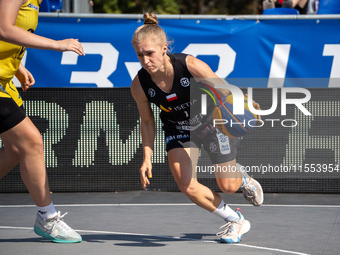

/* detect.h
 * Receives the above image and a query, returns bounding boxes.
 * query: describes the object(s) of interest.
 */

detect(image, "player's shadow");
[81,232,217,247]
[0,237,54,243]
[0,233,217,247]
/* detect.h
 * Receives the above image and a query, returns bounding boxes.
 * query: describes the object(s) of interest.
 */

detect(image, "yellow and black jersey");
[0,0,40,105]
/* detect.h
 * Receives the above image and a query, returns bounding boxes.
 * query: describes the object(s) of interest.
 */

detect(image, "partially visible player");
[0,0,84,243]
[130,13,264,243]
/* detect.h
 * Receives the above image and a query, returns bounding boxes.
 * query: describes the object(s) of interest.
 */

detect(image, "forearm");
[141,121,155,162]
[0,25,57,51]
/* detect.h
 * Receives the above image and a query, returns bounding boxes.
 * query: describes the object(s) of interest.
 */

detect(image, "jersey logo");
[209,142,217,152]
[180,77,190,87]
[28,3,38,11]
[160,105,173,112]
[148,88,156,97]
[166,93,178,102]
[216,130,231,155]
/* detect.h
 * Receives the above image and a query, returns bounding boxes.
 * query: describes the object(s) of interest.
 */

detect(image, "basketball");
[213,94,258,138]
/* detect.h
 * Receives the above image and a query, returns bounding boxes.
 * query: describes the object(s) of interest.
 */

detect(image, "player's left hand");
[139,160,153,189]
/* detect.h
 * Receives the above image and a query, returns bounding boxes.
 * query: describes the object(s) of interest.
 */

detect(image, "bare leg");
[168,147,221,212]
[0,117,51,207]
[0,139,20,179]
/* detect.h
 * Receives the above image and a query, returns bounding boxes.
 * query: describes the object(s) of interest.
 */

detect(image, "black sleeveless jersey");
[138,53,215,134]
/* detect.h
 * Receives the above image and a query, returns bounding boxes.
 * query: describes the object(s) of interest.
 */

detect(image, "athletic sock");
[212,200,239,222]
[237,163,249,189]
[36,202,58,220]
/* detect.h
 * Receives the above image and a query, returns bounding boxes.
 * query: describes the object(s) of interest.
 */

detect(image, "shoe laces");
[243,182,255,197]
[51,212,72,233]
[216,221,240,237]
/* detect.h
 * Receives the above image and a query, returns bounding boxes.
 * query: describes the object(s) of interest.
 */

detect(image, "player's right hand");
[15,64,35,92]
[139,161,152,189]
[55,39,85,56]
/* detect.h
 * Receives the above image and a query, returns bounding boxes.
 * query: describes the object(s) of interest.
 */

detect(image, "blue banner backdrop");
[19,17,340,88]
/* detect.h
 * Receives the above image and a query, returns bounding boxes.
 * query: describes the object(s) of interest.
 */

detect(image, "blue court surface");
[0,191,339,255]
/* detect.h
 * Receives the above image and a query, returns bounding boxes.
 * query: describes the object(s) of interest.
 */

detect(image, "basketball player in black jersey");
[131,13,264,243]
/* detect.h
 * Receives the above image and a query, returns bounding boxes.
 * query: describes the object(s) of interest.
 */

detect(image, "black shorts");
[165,124,241,164]
[0,97,26,134]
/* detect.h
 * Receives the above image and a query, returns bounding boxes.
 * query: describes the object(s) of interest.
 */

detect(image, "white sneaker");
[238,164,264,206]
[217,209,251,243]
[34,211,82,243]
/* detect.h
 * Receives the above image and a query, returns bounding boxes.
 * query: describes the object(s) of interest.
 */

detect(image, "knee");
[19,130,44,153]
[30,135,44,153]
[218,179,241,194]
[29,130,43,147]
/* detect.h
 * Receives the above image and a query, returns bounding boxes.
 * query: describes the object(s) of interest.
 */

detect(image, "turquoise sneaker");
[34,211,82,243]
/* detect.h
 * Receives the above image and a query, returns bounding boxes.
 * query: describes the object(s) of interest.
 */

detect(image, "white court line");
[0,226,310,255]
[234,243,310,255]
[0,203,340,208]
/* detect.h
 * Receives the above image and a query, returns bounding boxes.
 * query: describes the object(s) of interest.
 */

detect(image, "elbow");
[141,119,156,134]
[0,28,6,41]
[0,26,12,42]
[141,115,155,126]
[142,119,155,127]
